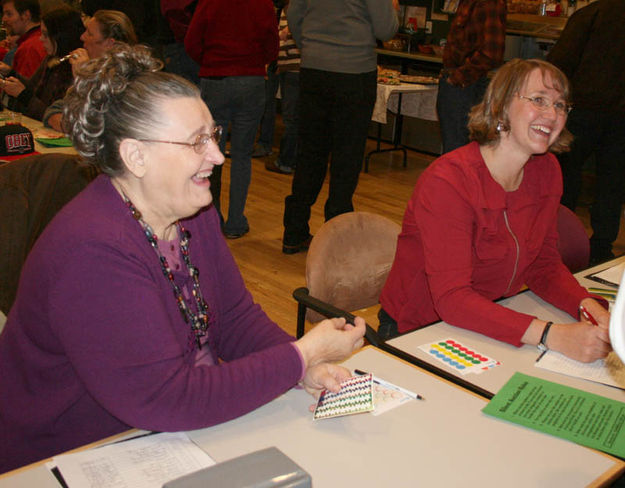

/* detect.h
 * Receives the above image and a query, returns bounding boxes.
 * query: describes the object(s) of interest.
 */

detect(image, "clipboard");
[585,263,625,288]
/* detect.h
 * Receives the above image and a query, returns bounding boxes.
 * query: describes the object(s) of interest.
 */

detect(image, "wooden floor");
[221,130,625,338]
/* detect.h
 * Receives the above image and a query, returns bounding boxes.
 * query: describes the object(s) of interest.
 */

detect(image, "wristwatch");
[537,321,554,352]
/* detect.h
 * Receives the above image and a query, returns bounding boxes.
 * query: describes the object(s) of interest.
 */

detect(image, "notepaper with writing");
[53,432,215,488]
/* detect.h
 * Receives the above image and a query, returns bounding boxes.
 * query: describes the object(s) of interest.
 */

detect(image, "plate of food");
[377,67,401,85]
[398,74,439,85]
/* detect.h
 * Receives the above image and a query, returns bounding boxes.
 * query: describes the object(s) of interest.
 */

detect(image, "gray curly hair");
[63,43,200,175]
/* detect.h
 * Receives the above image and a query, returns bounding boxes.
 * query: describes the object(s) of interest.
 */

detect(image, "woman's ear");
[119,139,147,178]
[103,38,116,52]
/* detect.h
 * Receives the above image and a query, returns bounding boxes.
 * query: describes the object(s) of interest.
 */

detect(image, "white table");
[371,82,438,124]
[1,347,623,487]
[366,82,438,172]
[386,257,625,402]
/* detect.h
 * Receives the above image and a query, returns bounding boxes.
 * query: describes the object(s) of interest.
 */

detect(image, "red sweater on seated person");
[12,25,46,78]
[380,142,592,346]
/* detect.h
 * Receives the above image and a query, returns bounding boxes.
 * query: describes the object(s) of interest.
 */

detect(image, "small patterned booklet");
[313,374,374,420]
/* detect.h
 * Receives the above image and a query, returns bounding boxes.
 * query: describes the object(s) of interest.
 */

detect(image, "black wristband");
[538,321,554,352]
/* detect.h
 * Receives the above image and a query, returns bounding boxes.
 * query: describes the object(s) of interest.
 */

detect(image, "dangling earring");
[496,121,504,133]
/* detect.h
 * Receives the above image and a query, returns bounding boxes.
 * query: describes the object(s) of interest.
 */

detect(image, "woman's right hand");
[294,317,365,368]
[546,321,612,363]
[69,48,89,76]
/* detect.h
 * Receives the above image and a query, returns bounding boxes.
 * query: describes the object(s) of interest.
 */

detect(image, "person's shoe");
[252,144,273,158]
[282,235,313,254]
[265,159,293,175]
[224,227,250,239]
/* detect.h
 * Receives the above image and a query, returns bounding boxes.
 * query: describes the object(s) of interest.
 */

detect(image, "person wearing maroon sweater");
[0,45,364,474]
[380,59,611,363]
[0,0,46,78]
[437,0,506,154]
[185,0,278,239]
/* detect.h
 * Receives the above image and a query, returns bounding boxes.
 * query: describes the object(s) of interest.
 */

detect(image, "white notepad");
[536,350,625,390]
[52,432,215,488]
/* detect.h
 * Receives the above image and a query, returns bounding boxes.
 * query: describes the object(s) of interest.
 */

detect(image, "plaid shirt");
[443,0,506,87]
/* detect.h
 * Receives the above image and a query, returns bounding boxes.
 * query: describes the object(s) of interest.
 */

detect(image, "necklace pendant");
[196,335,202,350]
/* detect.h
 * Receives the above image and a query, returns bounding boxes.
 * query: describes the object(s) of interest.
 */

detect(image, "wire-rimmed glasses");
[138,126,223,154]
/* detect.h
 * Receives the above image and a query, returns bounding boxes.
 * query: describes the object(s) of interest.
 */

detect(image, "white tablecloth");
[372,83,439,124]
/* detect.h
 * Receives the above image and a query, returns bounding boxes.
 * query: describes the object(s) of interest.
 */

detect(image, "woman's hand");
[301,362,353,397]
[294,317,365,368]
[579,297,610,328]
[2,76,24,97]
[279,26,290,41]
[69,48,89,76]
[548,321,612,362]
[524,316,611,363]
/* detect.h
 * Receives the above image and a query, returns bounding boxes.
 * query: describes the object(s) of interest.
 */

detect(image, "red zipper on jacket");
[503,210,520,295]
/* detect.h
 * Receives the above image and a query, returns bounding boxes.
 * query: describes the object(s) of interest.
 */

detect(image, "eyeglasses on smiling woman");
[138,126,223,154]
[518,95,572,115]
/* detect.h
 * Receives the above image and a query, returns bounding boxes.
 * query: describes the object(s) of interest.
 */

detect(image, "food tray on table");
[398,74,439,85]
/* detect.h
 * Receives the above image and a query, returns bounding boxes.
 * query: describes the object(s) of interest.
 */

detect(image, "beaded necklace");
[121,192,210,349]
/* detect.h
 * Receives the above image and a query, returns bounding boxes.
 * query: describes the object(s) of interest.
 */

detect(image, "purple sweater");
[0,175,302,473]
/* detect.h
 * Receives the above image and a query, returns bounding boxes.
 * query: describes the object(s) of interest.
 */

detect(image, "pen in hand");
[579,305,598,326]
[354,369,424,400]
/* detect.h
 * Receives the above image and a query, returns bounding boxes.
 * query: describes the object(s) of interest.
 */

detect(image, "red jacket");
[380,142,591,345]
[13,26,46,79]
[184,0,278,77]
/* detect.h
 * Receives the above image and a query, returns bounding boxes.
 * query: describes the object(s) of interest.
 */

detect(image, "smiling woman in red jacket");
[380,58,611,363]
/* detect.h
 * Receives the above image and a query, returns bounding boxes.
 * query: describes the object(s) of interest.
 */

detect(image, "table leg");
[364,92,408,173]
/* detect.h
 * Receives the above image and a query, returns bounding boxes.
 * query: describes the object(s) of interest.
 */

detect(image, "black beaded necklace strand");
[121,192,210,349]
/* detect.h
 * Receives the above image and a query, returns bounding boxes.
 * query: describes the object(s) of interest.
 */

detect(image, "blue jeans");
[278,71,299,169]
[436,75,489,154]
[162,42,200,86]
[257,65,279,149]
[200,76,265,234]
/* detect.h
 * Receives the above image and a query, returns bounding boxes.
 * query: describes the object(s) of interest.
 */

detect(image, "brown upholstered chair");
[0,153,98,315]
[556,204,590,273]
[292,211,401,343]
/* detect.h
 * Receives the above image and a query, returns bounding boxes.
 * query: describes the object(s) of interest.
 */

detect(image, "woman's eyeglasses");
[518,95,572,115]
[138,126,223,154]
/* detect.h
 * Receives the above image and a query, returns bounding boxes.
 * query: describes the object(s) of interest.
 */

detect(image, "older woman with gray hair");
[0,44,364,474]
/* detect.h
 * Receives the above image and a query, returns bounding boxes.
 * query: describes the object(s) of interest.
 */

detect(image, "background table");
[386,257,625,402]
[372,83,438,124]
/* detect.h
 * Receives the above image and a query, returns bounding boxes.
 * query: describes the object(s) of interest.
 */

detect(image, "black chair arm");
[291,288,494,399]
[292,287,381,346]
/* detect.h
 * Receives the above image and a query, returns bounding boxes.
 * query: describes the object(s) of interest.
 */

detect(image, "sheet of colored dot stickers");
[419,338,501,375]
[313,373,375,420]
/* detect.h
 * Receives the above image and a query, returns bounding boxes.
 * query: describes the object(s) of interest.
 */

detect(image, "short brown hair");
[468,58,572,153]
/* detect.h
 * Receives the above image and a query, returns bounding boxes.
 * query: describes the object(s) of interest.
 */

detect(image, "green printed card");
[483,372,625,458]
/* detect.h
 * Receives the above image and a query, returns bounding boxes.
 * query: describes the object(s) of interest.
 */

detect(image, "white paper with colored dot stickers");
[419,338,501,375]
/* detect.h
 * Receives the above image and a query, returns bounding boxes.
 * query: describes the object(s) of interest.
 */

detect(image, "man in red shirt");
[436,0,506,154]
[185,0,278,239]
[0,0,46,78]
